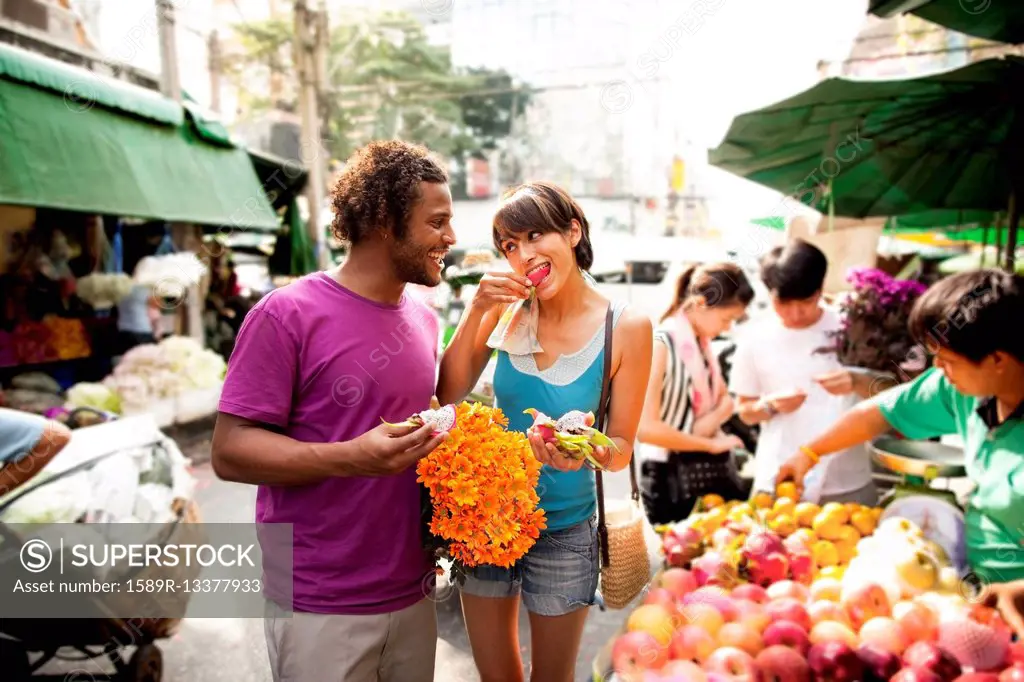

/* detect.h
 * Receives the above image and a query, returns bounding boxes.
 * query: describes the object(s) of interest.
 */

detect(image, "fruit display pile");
[601,490,1022,681]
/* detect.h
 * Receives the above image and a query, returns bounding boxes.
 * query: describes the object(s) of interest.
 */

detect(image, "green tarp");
[869,1,1024,45]
[0,42,278,231]
[708,56,1024,218]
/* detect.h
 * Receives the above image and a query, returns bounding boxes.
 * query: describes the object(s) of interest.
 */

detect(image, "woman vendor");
[778,269,1024,637]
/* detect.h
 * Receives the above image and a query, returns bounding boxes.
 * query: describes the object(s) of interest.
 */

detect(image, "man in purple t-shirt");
[212,140,456,682]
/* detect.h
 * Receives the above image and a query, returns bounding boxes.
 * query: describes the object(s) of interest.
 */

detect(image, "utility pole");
[207,30,221,114]
[156,0,181,102]
[295,0,329,268]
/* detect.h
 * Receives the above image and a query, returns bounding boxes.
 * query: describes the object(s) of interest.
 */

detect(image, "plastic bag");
[486,288,543,355]
[485,270,601,356]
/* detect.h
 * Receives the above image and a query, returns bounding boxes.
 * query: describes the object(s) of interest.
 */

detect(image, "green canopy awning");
[870,1,1024,44]
[0,43,278,231]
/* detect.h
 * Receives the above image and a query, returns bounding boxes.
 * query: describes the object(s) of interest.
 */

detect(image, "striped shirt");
[656,328,696,435]
[638,328,702,464]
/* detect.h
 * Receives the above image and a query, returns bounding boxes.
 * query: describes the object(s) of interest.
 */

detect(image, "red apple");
[660,659,707,679]
[684,586,740,621]
[808,599,849,627]
[734,599,770,633]
[643,587,677,611]
[858,644,903,682]
[704,646,759,681]
[732,583,770,604]
[903,641,962,681]
[892,668,945,682]
[705,674,735,682]
[860,617,910,656]
[669,624,716,664]
[952,675,1000,682]
[627,604,676,646]
[767,580,810,603]
[765,598,812,632]
[842,583,892,631]
[809,621,860,649]
[762,621,811,657]
[808,641,865,682]
[756,645,812,682]
[1000,664,1024,682]
[681,603,726,639]
[893,600,939,642]
[660,568,698,599]
[612,631,668,675]
[717,622,764,657]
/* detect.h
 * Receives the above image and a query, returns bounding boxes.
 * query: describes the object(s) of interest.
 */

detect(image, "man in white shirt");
[729,239,878,505]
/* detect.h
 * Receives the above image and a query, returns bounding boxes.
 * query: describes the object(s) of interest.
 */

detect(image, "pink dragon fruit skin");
[743,529,786,560]
[937,616,1011,672]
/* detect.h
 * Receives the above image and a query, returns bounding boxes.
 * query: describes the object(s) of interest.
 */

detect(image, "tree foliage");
[224,10,529,192]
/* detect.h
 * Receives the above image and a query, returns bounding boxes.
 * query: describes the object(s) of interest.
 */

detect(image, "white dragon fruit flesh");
[524,408,618,470]
[383,404,457,435]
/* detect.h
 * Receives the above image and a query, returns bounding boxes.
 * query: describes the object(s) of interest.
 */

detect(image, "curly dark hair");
[330,140,448,244]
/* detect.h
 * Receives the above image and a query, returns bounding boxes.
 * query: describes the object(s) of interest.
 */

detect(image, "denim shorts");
[460,516,599,617]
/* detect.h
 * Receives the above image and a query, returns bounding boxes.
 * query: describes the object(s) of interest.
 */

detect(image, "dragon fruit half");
[524,408,619,470]
[382,404,457,436]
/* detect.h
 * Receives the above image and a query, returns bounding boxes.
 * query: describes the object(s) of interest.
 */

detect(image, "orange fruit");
[812,540,839,568]
[776,481,799,501]
[703,494,725,509]
[850,510,876,536]
[753,492,774,509]
[795,502,820,528]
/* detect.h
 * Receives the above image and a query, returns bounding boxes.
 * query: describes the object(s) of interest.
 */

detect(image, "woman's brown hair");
[661,262,755,322]
[492,181,594,270]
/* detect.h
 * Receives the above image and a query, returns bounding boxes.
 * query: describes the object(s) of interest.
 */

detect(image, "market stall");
[595,477,1022,681]
[0,42,277,422]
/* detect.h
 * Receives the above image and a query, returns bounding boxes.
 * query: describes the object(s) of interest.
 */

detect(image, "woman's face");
[689,301,748,339]
[499,222,580,300]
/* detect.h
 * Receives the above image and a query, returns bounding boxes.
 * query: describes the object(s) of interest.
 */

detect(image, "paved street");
[29,457,654,681]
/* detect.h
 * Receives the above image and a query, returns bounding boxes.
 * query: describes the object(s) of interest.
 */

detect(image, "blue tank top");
[493,302,625,532]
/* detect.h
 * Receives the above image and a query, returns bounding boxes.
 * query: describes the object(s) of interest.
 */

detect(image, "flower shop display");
[54,336,228,426]
[818,268,928,375]
[416,402,546,584]
[75,272,135,310]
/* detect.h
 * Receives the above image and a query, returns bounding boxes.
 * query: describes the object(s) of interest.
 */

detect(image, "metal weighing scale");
[869,435,969,574]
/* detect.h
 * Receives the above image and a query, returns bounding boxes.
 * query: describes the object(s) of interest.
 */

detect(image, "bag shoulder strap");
[595,303,640,567]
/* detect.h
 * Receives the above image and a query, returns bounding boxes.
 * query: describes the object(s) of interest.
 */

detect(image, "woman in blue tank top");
[438,181,653,682]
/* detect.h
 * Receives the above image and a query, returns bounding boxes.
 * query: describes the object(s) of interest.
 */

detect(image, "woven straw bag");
[594,306,651,610]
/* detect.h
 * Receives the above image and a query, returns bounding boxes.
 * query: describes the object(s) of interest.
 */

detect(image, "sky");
[83,0,873,226]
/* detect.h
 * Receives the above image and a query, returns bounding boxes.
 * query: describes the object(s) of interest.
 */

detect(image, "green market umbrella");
[939,247,1024,275]
[869,1,1024,44]
[709,57,1024,269]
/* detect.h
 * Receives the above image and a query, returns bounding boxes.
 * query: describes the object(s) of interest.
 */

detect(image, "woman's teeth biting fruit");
[527,264,550,286]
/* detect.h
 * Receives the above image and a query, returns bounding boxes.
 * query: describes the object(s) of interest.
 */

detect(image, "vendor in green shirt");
[778,269,1024,637]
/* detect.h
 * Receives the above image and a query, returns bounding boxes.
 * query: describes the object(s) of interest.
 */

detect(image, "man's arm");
[211,414,443,486]
[212,413,351,485]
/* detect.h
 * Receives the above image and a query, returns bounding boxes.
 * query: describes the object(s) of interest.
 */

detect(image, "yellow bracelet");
[799,445,820,464]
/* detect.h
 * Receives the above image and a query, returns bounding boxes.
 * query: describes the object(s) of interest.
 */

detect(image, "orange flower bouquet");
[416,402,547,584]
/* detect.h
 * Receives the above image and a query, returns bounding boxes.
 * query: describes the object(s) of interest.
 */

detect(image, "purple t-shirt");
[218,272,439,615]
